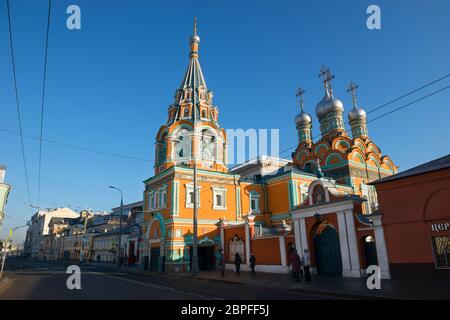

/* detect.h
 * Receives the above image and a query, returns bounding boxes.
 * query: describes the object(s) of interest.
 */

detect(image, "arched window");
[201,129,216,161]
[183,108,189,117]
[312,186,326,205]
[201,109,207,119]
[174,128,191,161]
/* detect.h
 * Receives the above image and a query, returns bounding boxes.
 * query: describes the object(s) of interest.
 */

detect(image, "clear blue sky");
[1,0,450,241]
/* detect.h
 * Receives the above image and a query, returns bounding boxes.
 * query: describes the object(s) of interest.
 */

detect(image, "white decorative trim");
[185,183,202,208]
[299,218,308,253]
[372,216,391,279]
[344,209,361,274]
[291,200,354,219]
[337,211,352,272]
[212,186,227,210]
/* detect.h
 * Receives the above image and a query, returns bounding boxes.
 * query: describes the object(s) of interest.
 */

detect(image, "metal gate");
[313,226,343,276]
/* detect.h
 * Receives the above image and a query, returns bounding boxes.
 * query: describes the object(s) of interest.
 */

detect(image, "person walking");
[234,252,242,275]
[218,251,225,277]
[290,249,302,282]
[249,254,256,277]
[303,248,311,282]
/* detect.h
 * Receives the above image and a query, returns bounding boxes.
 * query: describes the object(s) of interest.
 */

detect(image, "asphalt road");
[0,258,331,300]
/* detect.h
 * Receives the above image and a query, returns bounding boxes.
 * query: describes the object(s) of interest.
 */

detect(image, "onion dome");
[348,106,366,121]
[315,90,344,118]
[316,66,344,118]
[295,87,312,126]
[295,110,312,126]
[347,81,366,121]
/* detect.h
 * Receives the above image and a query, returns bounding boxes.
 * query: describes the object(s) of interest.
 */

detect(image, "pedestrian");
[303,248,311,282]
[96,254,101,263]
[290,249,302,282]
[218,251,225,277]
[249,254,256,277]
[234,252,242,275]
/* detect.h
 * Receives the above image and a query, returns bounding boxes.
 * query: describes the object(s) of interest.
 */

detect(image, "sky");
[1,0,450,242]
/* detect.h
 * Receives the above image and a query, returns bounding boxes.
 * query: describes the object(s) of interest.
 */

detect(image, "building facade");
[370,154,450,279]
[23,207,80,259]
[141,21,398,278]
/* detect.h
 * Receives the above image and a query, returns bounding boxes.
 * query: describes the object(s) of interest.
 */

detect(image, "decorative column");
[336,211,352,276]
[243,214,256,266]
[293,219,302,253]
[344,209,362,277]
[299,218,308,253]
[371,215,391,279]
[278,236,287,270]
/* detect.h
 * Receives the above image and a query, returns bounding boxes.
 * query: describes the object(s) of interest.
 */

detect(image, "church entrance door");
[313,226,343,276]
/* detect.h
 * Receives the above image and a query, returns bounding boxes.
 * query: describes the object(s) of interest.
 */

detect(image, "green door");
[150,247,160,271]
[313,226,343,276]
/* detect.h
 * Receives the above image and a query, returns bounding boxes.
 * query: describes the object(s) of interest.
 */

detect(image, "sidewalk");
[84,262,450,299]
[132,268,450,300]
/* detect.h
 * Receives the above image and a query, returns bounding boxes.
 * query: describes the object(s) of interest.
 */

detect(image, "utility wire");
[0,128,152,163]
[6,0,33,213]
[287,84,450,158]
[37,0,52,209]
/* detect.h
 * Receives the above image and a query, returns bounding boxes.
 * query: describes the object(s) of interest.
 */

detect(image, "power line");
[365,73,449,116]
[6,0,33,213]
[0,127,152,163]
[37,0,52,209]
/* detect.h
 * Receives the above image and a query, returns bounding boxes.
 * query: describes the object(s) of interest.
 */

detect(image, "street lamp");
[109,186,123,267]
[79,209,91,263]
[0,224,28,279]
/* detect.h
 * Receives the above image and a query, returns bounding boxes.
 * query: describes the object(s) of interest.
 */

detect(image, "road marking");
[90,271,223,300]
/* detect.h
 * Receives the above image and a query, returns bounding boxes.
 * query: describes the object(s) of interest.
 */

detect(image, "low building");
[0,165,11,231]
[93,226,130,263]
[370,154,450,279]
[24,207,80,259]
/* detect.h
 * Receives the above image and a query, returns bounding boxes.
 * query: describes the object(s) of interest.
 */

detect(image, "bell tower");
[154,19,228,175]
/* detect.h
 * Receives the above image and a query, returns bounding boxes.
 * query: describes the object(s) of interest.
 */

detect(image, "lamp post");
[0,224,28,280]
[109,186,123,267]
[79,209,91,263]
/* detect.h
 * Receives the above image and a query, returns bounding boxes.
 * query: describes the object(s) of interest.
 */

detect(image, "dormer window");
[183,107,189,117]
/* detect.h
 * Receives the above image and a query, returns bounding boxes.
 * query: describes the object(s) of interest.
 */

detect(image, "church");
[141,20,398,279]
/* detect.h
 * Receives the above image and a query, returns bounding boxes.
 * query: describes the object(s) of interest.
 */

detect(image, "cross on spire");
[318,65,329,92]
[193,17,198,35]
[296,87,305,111]
[325,68,335,96]
[318,65,334,96]
[347,81,359,108]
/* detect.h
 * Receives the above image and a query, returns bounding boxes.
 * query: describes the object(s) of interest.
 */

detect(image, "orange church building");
[141,21,398,278]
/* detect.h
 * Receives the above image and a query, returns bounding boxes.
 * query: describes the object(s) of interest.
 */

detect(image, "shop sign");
[431,222,450,232]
